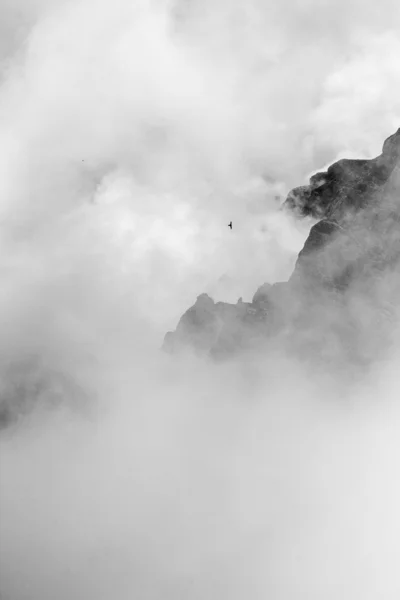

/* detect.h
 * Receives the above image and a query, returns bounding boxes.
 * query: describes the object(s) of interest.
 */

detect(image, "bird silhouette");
[228,221,232,230]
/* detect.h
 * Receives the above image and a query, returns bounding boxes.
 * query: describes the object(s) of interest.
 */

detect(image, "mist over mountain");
[1,1,400,600]
[164,128,400,369]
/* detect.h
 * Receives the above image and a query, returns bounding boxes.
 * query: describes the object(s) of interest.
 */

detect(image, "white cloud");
[0,1,400,598]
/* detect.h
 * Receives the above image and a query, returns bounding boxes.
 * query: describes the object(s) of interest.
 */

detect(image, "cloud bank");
[0,0,400,598]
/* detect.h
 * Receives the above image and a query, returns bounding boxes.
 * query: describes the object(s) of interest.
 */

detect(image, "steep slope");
[163,129,400,365]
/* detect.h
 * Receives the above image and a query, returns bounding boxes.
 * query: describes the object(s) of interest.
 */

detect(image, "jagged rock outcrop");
[289,128,400,288]
[285,129,400,221]
[163,129,400,364]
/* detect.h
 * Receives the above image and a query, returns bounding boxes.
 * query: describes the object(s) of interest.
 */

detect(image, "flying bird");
[228,221,232,230]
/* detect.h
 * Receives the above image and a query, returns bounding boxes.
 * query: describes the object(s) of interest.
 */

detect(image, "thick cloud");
[0,1,400,598]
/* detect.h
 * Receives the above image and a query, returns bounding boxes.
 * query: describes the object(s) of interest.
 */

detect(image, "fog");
[1,0,400,598]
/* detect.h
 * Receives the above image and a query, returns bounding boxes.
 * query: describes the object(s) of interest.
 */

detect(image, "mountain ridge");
[163,128,400,365]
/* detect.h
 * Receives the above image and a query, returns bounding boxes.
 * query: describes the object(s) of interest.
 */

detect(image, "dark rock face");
[164,294,260,357]
[285,129,400,221]
[163,129,400,364]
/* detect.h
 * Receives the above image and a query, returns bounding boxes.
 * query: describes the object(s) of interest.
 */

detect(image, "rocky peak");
[163,128,400,365]
[285,128,400,221]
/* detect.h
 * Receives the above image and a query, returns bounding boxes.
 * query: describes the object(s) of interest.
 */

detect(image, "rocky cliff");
[163,129,400,366]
